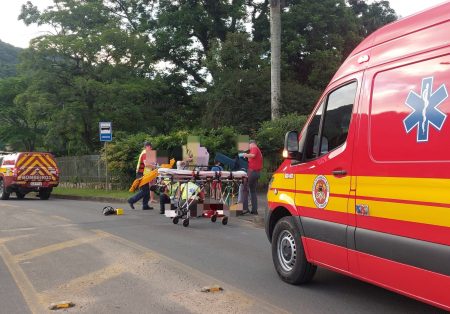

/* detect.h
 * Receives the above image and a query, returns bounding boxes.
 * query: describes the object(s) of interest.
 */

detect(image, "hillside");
[0,40,21,78]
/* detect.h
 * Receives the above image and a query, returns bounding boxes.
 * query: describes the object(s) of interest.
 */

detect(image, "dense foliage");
[0,0,397,174]
[0,40,21,79]
[103,119,307,185]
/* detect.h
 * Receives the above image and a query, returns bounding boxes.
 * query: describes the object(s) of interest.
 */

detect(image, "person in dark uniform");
[159,179,179,214]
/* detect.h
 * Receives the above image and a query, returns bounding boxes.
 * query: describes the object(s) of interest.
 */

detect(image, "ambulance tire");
[272,216,316,285]
[0,179,10,200]
[39,188,52,200]
[16,192,26,200]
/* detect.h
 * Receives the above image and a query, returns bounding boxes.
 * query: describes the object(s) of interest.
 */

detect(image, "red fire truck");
[0,152,59,200]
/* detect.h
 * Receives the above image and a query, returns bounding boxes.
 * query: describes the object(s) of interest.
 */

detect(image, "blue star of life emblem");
[403,77,448,142]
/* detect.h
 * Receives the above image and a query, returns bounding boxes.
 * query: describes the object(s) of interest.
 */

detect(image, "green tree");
[198,32,271,132]
[0,0,399,157]
[349,0,397,36]
[154,0,248,86]
[0,77,48,151]
[0,40,21,78]
[17,0,192,155]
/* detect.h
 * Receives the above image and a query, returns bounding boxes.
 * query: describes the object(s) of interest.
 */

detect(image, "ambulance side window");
[320,82,356,155]
[302,81,356,161]
[303,102,324,160]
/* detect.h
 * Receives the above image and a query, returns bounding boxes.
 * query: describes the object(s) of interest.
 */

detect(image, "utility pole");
[270,0,281,120]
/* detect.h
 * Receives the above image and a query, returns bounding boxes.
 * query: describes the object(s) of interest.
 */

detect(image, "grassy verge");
[53,187,132,199]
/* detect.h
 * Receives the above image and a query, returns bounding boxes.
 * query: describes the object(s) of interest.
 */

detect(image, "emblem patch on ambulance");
[403,77,448,142]
[312,175,329,209]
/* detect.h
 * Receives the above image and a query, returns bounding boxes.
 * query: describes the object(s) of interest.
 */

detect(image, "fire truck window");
[303,102,324,160]
[320,82,356,155]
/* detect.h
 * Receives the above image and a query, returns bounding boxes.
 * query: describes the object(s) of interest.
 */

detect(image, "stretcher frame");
[156,168,247,227]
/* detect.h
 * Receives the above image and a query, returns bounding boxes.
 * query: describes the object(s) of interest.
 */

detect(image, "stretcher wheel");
[183,218,189,227]
[173,217,179,224]
[211,215,217,223]
[222,216,228,225]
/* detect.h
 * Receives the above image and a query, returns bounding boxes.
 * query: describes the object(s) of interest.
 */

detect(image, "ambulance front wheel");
[16,192,26,200]
[272,216,316,284]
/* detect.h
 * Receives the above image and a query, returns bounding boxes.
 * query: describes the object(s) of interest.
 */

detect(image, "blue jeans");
[128,173,150,209]
[243,170,260,213]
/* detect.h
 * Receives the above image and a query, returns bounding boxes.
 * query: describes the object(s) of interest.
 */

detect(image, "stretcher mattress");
[158,168,247,179]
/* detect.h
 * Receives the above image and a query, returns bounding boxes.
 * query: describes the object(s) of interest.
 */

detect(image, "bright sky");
[0,0,449,48]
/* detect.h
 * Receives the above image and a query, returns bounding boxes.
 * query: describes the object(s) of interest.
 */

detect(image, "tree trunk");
[270,0,281,120]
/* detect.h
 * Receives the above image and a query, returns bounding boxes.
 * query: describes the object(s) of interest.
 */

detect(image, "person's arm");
[136,151,145,173]
[243,147,256,159]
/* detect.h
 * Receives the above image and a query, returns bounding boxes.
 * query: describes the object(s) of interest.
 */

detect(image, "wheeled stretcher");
[157,168,247,227]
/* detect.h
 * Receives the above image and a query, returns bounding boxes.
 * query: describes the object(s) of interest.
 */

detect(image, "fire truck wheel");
[272,216,316,284]
[16,192,26,200]
[39,188,52,200]
[0,179,10,200]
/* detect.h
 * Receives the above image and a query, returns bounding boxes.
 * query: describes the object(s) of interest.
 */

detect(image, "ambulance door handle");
[332,169,347,177]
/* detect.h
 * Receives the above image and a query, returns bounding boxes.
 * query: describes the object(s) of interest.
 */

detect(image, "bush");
[102,132,149,187]
[256,113,307,173]
[102,127,243,187]
[198,126,240,158]
[102,116,308,188]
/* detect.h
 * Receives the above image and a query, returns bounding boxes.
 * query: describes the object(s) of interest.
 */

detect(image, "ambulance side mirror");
[283,131,300,160]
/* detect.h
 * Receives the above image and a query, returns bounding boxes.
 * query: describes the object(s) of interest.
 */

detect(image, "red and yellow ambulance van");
[0,152,59,200]
[265,3,450,310]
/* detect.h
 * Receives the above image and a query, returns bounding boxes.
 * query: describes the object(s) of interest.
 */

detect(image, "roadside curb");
[52,194,128,204]
[51,194,265,227]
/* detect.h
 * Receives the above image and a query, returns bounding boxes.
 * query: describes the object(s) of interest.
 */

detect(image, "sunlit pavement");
[0,198,441,314]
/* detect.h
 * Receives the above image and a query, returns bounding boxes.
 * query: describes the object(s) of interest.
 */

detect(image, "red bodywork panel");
[268,2,450,310]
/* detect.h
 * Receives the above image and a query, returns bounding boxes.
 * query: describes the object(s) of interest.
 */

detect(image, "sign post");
[99,122,112,190]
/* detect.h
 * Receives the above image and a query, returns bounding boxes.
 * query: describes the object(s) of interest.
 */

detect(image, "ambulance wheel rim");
[277,230,297,272]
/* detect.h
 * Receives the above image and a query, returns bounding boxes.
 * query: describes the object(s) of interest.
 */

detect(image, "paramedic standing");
[128,141,154,210]
[242,140,263,215]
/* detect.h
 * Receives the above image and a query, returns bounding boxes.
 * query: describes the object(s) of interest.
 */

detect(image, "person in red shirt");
[242,140,263,215]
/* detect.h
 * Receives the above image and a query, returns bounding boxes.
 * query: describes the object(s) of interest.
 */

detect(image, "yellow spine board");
[128,159,175,192]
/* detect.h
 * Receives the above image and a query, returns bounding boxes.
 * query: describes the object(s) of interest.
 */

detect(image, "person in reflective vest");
[128,141,155,210]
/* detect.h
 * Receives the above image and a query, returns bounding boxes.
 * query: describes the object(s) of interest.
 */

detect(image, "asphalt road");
[0,197,443,314]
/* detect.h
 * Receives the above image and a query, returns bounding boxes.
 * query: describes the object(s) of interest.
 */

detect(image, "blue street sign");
[100,133,112,141]
[99,122,112,142]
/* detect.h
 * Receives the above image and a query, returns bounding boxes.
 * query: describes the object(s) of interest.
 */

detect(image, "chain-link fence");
[56,154,270,191]
[56,155,121,189]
